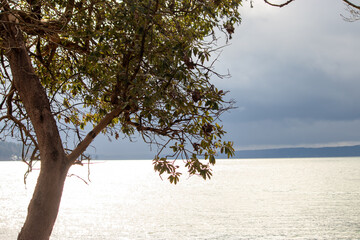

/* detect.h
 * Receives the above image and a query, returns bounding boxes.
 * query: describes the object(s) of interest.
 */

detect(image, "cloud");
[89,0,360,158]
[222,118,360,150]
[212,0,360,149]
[224,63,360,122]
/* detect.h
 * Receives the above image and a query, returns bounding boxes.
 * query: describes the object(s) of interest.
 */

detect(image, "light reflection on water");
[1,158,360,239]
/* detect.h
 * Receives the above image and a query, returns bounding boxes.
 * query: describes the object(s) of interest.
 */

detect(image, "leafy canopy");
[0,0,242,183]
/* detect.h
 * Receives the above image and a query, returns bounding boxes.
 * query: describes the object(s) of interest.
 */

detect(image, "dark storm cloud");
[213,0,360,149]
[225,63,360,122]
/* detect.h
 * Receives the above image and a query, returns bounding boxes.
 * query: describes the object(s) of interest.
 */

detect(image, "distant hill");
[95,145,360,160]
[92,152,155,160]
[0,141,22,160]
[232,145,360,159]
[4,140,359,160]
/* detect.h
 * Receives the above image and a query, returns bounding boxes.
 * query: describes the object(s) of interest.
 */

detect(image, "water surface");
[1,158,359,239]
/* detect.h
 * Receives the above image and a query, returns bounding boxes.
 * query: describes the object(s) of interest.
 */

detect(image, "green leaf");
[209,155,216,165]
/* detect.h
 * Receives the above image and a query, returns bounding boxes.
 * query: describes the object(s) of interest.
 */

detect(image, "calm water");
[1,158,359,239]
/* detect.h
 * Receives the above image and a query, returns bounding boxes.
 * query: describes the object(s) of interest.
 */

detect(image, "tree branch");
[0,114,39,150]
[0,0,75,36]
[264,0,296,7]
[63,0,75,23]
[343,0,360,10]
[264,0,360,10]
[67,105,125,163]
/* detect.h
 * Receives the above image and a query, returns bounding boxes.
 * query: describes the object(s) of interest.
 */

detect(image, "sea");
[0,158,359,240]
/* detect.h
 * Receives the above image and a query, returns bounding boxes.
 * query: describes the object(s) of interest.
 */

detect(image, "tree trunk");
[3,16,73,240]
[17,160,71,240]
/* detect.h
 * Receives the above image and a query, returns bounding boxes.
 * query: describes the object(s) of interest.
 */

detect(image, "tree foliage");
[0,0,240,183]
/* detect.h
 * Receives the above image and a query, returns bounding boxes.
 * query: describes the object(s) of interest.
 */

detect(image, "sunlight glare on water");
[1,158,359,239]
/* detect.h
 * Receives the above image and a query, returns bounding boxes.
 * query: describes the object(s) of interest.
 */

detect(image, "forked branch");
[264,0,295,8]
[343,0,360,10]
[67,105,125,163]
[264,0,360,10]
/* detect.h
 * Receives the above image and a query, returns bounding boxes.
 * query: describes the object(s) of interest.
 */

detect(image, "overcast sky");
[92,0,360,158]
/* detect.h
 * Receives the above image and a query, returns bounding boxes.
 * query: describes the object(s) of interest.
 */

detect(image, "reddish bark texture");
[3,17,72,240]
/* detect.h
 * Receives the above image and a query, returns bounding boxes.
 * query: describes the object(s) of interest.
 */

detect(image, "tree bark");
[3,15,72,240]
[17,161,70,240]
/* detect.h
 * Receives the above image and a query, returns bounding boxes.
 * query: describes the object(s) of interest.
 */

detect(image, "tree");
[0,1,240,239]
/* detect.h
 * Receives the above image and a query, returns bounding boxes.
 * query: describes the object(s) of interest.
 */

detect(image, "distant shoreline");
[2,141,360,160]
[230,145,360,159]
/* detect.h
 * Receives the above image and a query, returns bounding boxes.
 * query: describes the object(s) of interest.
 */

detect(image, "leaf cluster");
[0,0,241,180]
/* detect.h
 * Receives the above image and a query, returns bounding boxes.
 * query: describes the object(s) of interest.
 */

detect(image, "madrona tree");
[0,0,240,239]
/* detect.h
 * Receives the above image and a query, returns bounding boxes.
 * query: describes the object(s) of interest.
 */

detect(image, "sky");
[91,0,360,158]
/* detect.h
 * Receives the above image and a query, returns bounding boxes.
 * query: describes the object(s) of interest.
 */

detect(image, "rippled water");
[1,158,360,239]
